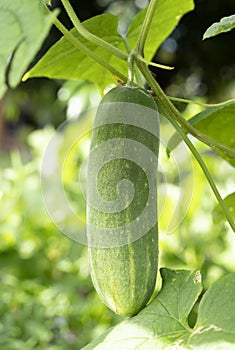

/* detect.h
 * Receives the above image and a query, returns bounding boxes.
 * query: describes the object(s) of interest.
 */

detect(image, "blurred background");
[0,0,235,349]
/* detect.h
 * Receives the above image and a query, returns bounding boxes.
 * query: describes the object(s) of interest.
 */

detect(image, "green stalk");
[135,0,159,56]
[121,37,145,87]
[136,61,235,158]
[168,96,235,108]
[122,36,132,54]
[60,0,128,61]
[138,61,235,233]
[127,53,136,87]
[44,8,127,84]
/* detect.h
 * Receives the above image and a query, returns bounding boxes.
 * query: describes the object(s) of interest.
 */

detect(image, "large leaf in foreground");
[82,269,235,349]
[0,0,55,98]
[167,102,235,167]
[203,14,235,40]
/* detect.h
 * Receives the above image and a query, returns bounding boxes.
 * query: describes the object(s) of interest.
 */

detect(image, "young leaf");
[127,0,195,60]
[203,14,235,40]
[82,270,235,349]
[167,103,235,167]
[0,0,56,99]
[25,14,127,91]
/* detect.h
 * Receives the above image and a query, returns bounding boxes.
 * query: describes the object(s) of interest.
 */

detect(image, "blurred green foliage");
[0,126,121,349]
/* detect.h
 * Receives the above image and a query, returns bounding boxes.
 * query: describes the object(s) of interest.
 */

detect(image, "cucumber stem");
[122,37,144,87]
[127,53,136,87]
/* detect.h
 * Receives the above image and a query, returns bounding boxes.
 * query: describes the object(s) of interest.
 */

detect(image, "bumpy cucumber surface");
[87,86,159,316]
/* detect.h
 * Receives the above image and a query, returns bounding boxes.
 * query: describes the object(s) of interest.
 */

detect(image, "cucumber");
[86,85,159,316]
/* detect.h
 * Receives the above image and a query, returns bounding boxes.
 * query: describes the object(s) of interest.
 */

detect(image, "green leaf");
[203,14,235,40]
[0,0,56,98]
[213,192,235,224]
[25,14,127,91]
[190,273,235,348]
[26,0,194,90]
[82,269,235,349]
[81,268,202,350]
[127,0,195,60]
[167,103,235,167]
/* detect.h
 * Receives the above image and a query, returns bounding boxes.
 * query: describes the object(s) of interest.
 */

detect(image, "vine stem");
[164,96,235,159]
[135,0,159,56]
[137,61,235,158]
[137,61,235,233]
[42,6,127,84]
[168,96,235,108]
[60,0,128,61]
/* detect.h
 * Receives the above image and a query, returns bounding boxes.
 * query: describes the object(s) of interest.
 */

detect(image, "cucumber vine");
[45,0,235,233]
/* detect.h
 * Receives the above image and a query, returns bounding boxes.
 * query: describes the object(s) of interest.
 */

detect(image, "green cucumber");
[86,85,159,316]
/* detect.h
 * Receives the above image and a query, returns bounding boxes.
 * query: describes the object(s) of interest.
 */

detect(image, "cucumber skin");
[87,86,159,317]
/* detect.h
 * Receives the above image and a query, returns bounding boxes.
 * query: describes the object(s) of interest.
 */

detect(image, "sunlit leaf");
[24,14,127,91]
[127,0,195,60]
